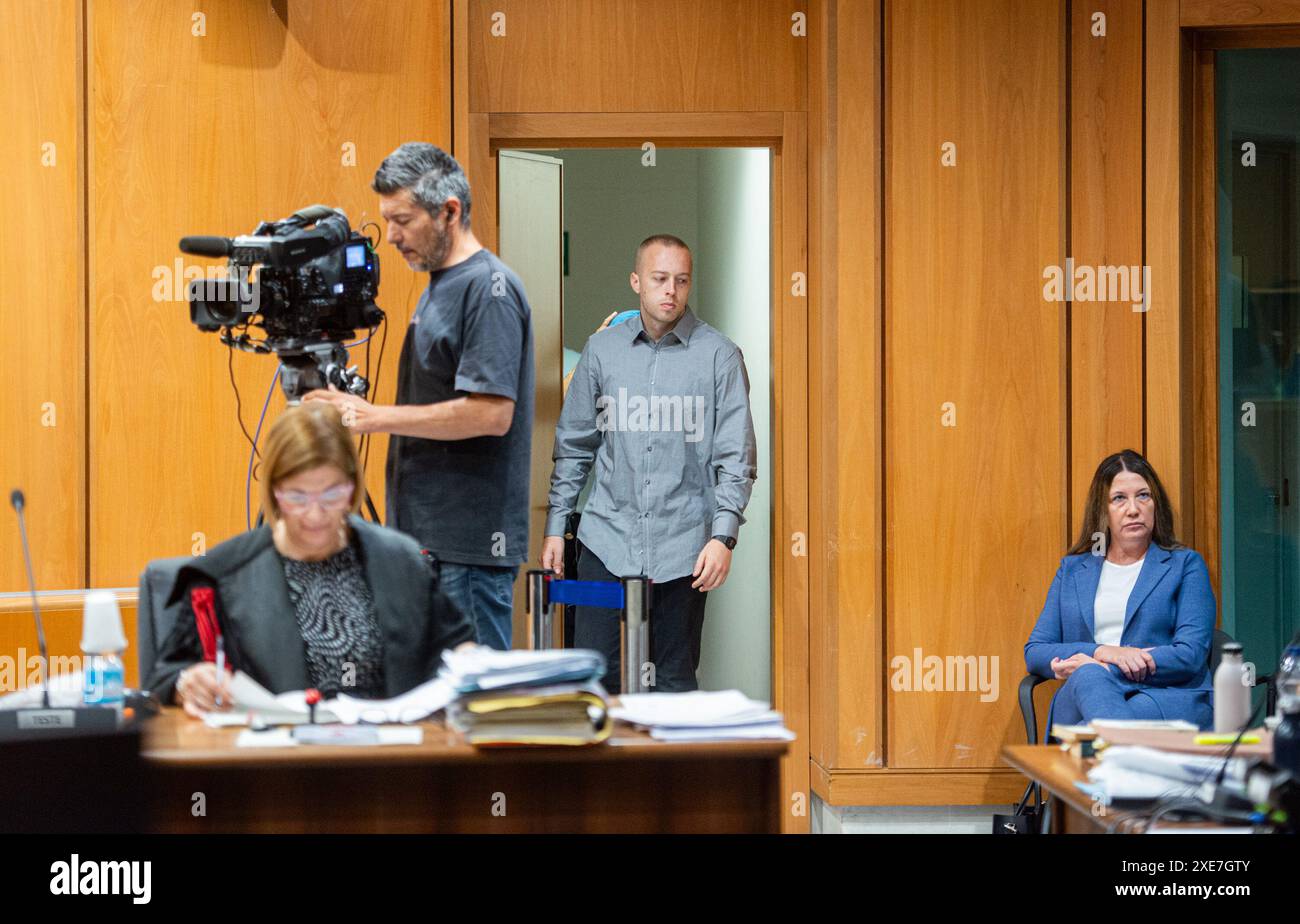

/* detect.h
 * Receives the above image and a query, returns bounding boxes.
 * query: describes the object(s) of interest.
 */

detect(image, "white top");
[1093,556,1145,647]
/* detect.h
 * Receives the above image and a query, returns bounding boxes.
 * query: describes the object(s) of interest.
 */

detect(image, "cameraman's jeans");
[435,561,517,651]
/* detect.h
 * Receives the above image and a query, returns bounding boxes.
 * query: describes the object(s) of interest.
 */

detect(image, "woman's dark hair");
[1067,449,1184,555]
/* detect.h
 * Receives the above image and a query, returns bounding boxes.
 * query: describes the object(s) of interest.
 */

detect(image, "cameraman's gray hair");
[372,142,472,229]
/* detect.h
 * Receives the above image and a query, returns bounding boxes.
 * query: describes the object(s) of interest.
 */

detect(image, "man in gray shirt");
[541,235,757,692]
[306,143,533,651]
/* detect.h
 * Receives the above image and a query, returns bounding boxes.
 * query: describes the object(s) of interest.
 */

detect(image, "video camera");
[179,205,383,401]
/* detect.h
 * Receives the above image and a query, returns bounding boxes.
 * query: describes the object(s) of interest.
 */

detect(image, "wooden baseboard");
[811,759,1027,806]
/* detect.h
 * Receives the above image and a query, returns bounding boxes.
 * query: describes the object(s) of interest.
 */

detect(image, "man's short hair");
[372,142,472,229]
[635,234,692,271]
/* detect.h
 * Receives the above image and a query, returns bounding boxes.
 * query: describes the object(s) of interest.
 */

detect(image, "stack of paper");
[447,682,611,746]
[610,689,795,742]
[1078,744,1249,804]
[438,647,606,693]
[439,648,610,746]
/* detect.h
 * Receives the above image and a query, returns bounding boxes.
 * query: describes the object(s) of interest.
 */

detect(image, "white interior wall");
[555,148,700,348]
[693,148,771,702]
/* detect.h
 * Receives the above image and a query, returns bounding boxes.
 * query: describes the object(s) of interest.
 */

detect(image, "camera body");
[181,206,384,400]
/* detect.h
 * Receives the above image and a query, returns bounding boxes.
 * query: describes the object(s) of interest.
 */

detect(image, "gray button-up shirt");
[546,308,758,583]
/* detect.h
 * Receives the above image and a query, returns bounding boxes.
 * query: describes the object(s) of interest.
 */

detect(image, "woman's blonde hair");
[259,403,364,523]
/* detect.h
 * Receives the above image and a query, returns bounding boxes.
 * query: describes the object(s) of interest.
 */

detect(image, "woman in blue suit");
[1025,450,1215,729]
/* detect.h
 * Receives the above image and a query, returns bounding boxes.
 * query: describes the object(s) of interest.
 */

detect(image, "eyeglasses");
[274,483,354,512]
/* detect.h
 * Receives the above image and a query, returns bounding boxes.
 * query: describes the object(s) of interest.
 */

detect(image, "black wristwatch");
[712,534,737,550]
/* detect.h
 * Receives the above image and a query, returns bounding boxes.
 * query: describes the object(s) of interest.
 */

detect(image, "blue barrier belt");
[547,579,625,609]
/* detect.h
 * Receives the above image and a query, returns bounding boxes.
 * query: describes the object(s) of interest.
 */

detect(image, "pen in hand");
[215,634,226,708]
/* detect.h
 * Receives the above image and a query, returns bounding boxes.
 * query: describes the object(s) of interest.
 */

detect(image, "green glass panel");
[1216,49,1300,702]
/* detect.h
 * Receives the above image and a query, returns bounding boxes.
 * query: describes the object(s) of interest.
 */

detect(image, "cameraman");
[305,143,534,650]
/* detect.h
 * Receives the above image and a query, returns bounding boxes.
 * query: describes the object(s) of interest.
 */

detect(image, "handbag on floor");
[992,781,1043,834]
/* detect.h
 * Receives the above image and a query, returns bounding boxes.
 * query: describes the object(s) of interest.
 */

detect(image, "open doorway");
[500,146,773,701]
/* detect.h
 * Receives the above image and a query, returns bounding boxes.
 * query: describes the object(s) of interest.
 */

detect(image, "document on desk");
[611,690,795,741]
[440,646,606,692]
[204,673,453,727]
[1091,719,1200,732]
[1099,744,1249,786]
[1077,767,1198,803]
[235,726,424,748]
[649,723,796,742]
[612,690,775,727]
[328,676,457,725]
[201,672,339,727]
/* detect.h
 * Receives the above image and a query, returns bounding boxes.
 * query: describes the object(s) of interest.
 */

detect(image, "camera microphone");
[179,235,233,258]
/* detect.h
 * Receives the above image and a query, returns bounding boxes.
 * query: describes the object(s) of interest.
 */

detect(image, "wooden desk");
[143,709,786,833]
[1001,743,1253,834]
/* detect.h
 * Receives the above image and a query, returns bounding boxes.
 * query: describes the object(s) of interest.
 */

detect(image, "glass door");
[1216,48,1300,701]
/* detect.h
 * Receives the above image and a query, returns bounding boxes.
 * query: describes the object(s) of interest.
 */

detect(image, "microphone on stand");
[10,490,50,709]
[2,489,117,738]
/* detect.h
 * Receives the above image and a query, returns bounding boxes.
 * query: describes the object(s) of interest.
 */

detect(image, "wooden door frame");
[454,111,810,832]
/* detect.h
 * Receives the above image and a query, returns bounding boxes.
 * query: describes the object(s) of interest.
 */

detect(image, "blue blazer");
[1024,545,1215,726]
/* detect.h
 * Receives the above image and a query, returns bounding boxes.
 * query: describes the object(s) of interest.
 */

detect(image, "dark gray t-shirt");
[385,249,534,567]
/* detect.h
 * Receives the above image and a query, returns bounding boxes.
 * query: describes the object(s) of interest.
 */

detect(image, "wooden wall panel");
[809,0,883,771]
[89,0,449,586]
[1182,0,1300,27]
[0,595,140,691]
[1191,44,1221,590]
[775,109,811,830]
[466,0,806,113]
[1145,0,1193,544]
[0,0,84,594]
[1069,0,1144,530]
[885,0,1066,770]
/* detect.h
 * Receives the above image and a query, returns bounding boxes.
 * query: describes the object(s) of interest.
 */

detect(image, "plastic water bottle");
[1213,642,1251,733]
[80,589,127,720]
[1277,638,1300,716]
[1273,636,1300,774]
[83,652,125,716]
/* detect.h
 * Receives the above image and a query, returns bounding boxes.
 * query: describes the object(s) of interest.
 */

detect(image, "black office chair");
[136,555,195,691]
[1008,628,1278,831]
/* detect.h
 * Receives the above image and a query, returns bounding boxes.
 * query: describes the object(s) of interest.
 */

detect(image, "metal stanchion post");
[526,569,553,650]
[620,575,651,693]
